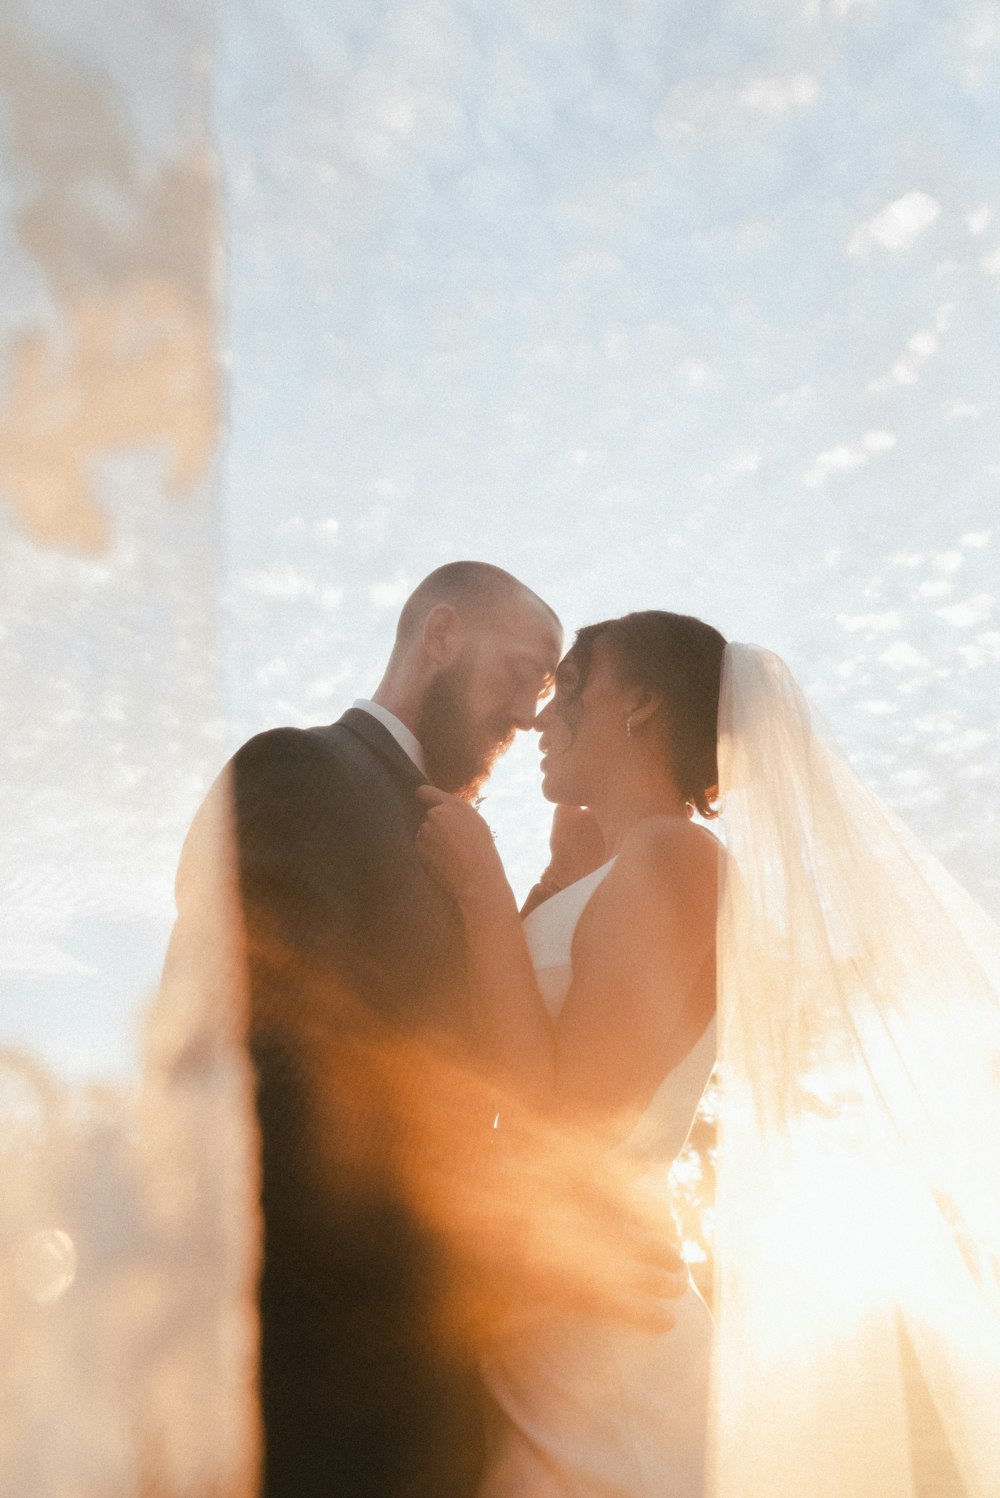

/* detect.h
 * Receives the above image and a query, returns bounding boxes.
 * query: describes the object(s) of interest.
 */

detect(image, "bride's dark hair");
[569,610,727,819]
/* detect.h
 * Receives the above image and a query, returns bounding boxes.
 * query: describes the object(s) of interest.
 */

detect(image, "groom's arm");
[230,727,365,1022]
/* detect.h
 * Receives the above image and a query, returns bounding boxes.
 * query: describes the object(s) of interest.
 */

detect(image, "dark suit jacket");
[173,709,486,1498]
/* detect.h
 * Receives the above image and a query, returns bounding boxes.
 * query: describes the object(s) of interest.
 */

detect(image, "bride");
[416,610,1000,1498]
[417,609,724,1498]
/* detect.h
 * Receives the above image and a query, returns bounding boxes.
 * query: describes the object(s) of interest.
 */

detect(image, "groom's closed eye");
[506,659,556,701]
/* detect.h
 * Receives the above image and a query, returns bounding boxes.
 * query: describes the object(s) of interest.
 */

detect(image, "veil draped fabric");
[711,644,1000,1498]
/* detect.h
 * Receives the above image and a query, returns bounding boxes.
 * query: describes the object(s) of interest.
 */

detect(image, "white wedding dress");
[480,859,717,1498]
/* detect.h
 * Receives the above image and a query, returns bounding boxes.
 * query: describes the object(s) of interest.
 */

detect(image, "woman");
[417,610,726,1498]
[417,611,1000,1498]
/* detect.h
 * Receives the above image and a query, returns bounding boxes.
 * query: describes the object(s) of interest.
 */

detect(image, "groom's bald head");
[393,561,560,646]
[377,562,562,798]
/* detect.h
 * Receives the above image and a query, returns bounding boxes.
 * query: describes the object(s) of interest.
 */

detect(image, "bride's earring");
[625,714,633,739]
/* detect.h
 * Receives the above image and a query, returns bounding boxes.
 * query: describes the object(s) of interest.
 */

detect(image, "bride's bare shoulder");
[616,816,720,889]
[574,817,718,952]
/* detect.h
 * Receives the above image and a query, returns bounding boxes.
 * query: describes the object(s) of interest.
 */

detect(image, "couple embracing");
[169,559,1000,1498]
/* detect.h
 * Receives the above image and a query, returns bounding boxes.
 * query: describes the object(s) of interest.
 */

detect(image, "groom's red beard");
[418,661,517,801]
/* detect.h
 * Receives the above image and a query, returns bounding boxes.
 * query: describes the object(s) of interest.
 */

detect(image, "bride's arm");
[415,786,556,1101]
[415,787,694,1316]
[415,791,718,1131]
[520,805,607,918]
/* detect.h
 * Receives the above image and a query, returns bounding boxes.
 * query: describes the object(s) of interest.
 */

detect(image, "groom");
[225,562,563,1498]
[167,560,684,1498]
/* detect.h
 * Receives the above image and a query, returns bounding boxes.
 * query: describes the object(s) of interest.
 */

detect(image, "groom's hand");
[415,783,509,908]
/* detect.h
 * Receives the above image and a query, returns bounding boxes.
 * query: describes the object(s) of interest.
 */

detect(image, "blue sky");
[1,0,998,1077]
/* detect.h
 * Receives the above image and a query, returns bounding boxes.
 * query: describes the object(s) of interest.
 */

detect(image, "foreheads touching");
[390,562,563,798]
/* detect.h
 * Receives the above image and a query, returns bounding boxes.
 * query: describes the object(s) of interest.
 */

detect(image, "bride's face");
[536,638,633,805]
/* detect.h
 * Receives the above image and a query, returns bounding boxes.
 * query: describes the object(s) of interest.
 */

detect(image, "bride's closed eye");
[552,660,581,702]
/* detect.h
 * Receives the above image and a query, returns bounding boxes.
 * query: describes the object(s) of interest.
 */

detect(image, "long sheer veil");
[711,643,1000,1498]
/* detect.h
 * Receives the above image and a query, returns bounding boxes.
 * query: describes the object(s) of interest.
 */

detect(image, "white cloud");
[960,7,1000,82]
[895,767,930,788]
[806,445,866,482]
[256,657,290,686]
[966,205,993,236]
[981,244,1000,275]
[936,594,995,628]
[869,325,941,390]
[356,503,392,542]
[320,586,344,610]
[964,6,1000,50]
[956,632,1000,667]
[837,610,903,634]
[773,384,814,415]
[943,398,984,420]
[931,727,990,754]
[315,518,341,543]
[727,448,762,475]
[960,531,992,548]
[847,191,941,255]
[738,72,821,116]
[369,574,412,609]
[304,668,354,702]
[906,330,940,362]
[658,71,820,141]
[881,641,931,671]
[860,429,897,453]
[240,564,316,600]
[931,549,964,575]
[804,429,897,486]
[678,357,714,389]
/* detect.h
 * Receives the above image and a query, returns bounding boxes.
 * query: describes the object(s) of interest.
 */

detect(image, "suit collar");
[351,697,427,775]
[338,707,428,789]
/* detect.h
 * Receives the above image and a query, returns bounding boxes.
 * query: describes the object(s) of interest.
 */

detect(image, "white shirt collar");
[352,699,427,776]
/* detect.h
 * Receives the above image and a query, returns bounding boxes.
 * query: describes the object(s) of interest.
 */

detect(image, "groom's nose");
[505,682,548,733]
[533,699,554,732]
[510,697,541,732]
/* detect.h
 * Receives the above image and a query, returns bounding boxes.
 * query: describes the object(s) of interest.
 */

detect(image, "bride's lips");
[539,746,563,776]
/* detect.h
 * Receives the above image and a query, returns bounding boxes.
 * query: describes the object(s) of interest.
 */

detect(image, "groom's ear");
[422,603,463,666]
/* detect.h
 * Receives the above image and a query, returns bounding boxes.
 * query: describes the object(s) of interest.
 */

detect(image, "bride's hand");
[546,804,606,888]
[415,784,511,913]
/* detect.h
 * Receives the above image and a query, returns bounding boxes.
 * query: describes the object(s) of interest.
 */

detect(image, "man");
[164,560,684,1498]
[166,562,562,1498]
